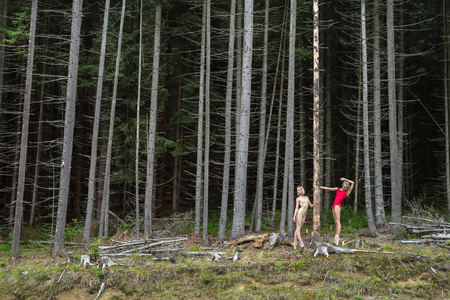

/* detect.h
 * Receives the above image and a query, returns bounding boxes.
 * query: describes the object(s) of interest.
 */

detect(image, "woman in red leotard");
[320,177,354,245]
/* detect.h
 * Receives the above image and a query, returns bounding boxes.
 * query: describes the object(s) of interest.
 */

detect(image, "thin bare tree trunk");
[99,0,126,239]
[135,0,142,238]
[361,0,376,235]
[11,0,38,260]
[276,37,287,235]
[83,0,110,246]
[53,0,83,256]
[373,0,387,226]
[312,0,321,245]
[445,0,450,215]
[194,0,206,238]
[144,4,162,237]
[202,0,211,247]
[286,0,296,238]
[252,0,269,234]
[231,0,253,240]
[218,0,236,242]
[0,0,7,119]
[268,3,287,228]
[29,41,47,227]
[387,0,401,234]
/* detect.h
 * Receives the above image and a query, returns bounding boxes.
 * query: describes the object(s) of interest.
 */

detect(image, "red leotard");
[332,188,347,207]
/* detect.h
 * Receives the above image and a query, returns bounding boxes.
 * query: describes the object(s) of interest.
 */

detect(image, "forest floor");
[0,224,449,300]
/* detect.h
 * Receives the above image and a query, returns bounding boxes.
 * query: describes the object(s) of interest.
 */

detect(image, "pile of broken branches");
[392,216,450,249]
[98,237,188,258]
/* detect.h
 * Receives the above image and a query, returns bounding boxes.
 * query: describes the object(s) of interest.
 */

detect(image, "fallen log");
[314,242,394,258]
[227,234,268,247]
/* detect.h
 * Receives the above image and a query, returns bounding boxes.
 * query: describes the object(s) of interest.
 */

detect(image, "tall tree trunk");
[0,0,7,120]
[252,0,269,234]
[83,0,110,246]
[194,0,206,238]
[202,0,211,247]
[269,3,287,228]
[29,43,47,227]
[373,0,387,226]
[231,0,253,240]
[144,4,162,237]
[172,86,182,214]
[387,0,401,234]
[218,0,236,242]
[361,0,376,235]
[98,0,126,239]
[312,0,321,245]
[11,0,38,260]
[135,0,142,237]
[276,32,287,235]
[234,0,243,154]
[445,0,450,215]
[398,4,405,209]
[354,89,361,217]
[299,58,306,190]
[286,0,296,238]
[53,0,83,256]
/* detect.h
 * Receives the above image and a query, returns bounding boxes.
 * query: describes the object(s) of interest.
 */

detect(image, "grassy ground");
[0,227,449,300]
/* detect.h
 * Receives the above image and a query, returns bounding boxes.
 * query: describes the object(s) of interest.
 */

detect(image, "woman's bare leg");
[297,215,306,247]
[333,205,341,244]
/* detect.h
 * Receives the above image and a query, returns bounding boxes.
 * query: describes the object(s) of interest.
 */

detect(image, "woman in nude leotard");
[292,186,313,249]
[320,177,354,245]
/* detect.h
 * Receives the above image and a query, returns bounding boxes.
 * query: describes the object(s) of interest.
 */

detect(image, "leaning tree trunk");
[83,0,110,246]
[361,0,376,235]
[11,0,38,260]
[387,0,401,234]
[53,0,83,256]
[144,4,162,237]
[312,0,321,245]
[217,0,236,242]
[231,0,253,240]
[98,0,126,239]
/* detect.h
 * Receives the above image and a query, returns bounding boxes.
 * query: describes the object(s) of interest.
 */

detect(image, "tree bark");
[144,4,162,237]
[445,0,450,215]
[53,0,83,256]
[361,0,376,235]
[218,0,236,242]
[99,0,126,239]
[135,0,143,237]
[286,0,296,237]
[312,0,321,245]
[387,0,401,234]
[83,0,110,246]
[373,0,387,226]
[11,0,38,260]
[231,0,253,240]
[252,0,269,234]
[194,0,206,238]
[202,0,211,247]
[0,0,7,120]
